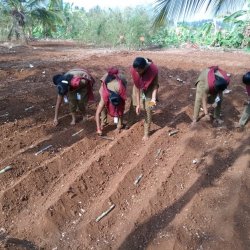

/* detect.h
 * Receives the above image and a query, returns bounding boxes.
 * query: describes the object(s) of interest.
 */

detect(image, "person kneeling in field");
[192,66,230,126]
[95,67,127,136]
[53,68,95,126]
[235,71,250,128]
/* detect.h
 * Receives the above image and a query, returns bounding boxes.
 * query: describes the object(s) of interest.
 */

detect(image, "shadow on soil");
[118,135,250,249]
[0,231,40,250]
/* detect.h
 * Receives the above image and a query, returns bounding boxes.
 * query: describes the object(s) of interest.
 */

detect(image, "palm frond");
[201,21,214,35]
[212,0,246,15]
[47,0,63,11]
[153,0,247,26]
[30,7,63,24]
[223,9,247,22]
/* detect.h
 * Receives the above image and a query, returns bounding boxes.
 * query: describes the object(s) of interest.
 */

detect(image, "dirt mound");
[0,42,249,249]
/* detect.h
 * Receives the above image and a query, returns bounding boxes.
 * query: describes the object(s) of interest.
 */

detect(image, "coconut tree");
[0,0,64,43]
[0,0,27,42]
[153,0,247,26]
[29,0,65,38]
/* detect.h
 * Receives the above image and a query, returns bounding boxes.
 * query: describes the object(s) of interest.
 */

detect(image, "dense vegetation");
[0,0,249,50]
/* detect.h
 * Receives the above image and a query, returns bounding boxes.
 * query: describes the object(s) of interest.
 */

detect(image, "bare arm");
[95,101,105,134]
[54,95,63,126]
[151,88,158,102]
[135,86,141,115]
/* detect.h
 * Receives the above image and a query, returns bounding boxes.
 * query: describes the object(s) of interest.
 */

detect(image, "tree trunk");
[8,11,28,45]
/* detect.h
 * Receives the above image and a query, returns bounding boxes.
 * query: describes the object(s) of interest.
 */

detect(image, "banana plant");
[222,9,250,47]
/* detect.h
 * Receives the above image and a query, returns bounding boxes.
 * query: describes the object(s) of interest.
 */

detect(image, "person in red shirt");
[53,68,95,126]
[95,67,127,136]
[129,57,159,141]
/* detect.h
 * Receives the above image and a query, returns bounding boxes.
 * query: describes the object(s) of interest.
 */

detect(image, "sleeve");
[195,69,207,86]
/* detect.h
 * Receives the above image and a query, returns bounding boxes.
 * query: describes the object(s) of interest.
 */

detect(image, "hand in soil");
[82,116,88,123]
[53,119,59,126]
[148,100,156,107]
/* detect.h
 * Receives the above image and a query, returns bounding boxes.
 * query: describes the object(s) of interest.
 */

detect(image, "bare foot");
[191,120,197,127]
[213,118,224,125]
[234,122,243,129]
[70,120,76,125]
[101,122,108,130]
[82,116,88,123]
[116,127,122,134]
[204,114,210,121]
[53,119,59,126]
[125,123,131,129]
[97,129,103,136]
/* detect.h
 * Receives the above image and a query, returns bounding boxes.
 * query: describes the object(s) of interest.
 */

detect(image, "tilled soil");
[0,41,249,250]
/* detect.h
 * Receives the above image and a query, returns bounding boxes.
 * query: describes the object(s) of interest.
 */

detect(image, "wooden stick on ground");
[0,113,9,118]
[0,166,13,174]
[96,204,115,222]
[169,130,179,136]
[72,129,84,137]
[134,174,143,185]
[25,106,34,111]
[100,136,114,141]
[35,145,52,156]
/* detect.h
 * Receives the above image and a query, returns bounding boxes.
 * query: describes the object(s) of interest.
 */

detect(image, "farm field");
[0,41,249,250]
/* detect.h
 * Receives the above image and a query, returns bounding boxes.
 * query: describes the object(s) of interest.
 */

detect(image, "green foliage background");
[0,0,249,49]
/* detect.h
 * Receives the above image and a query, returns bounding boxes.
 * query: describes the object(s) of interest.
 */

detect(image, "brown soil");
[0,41,249,250]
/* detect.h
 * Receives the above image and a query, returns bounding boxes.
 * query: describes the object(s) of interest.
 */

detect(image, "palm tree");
[153,0,247,26]
[0,0,27,42]
[29,0,64,38]
[0,0,64,43]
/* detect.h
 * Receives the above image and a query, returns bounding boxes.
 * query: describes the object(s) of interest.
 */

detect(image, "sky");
[65,0,154,11]
[65,0,212,21]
